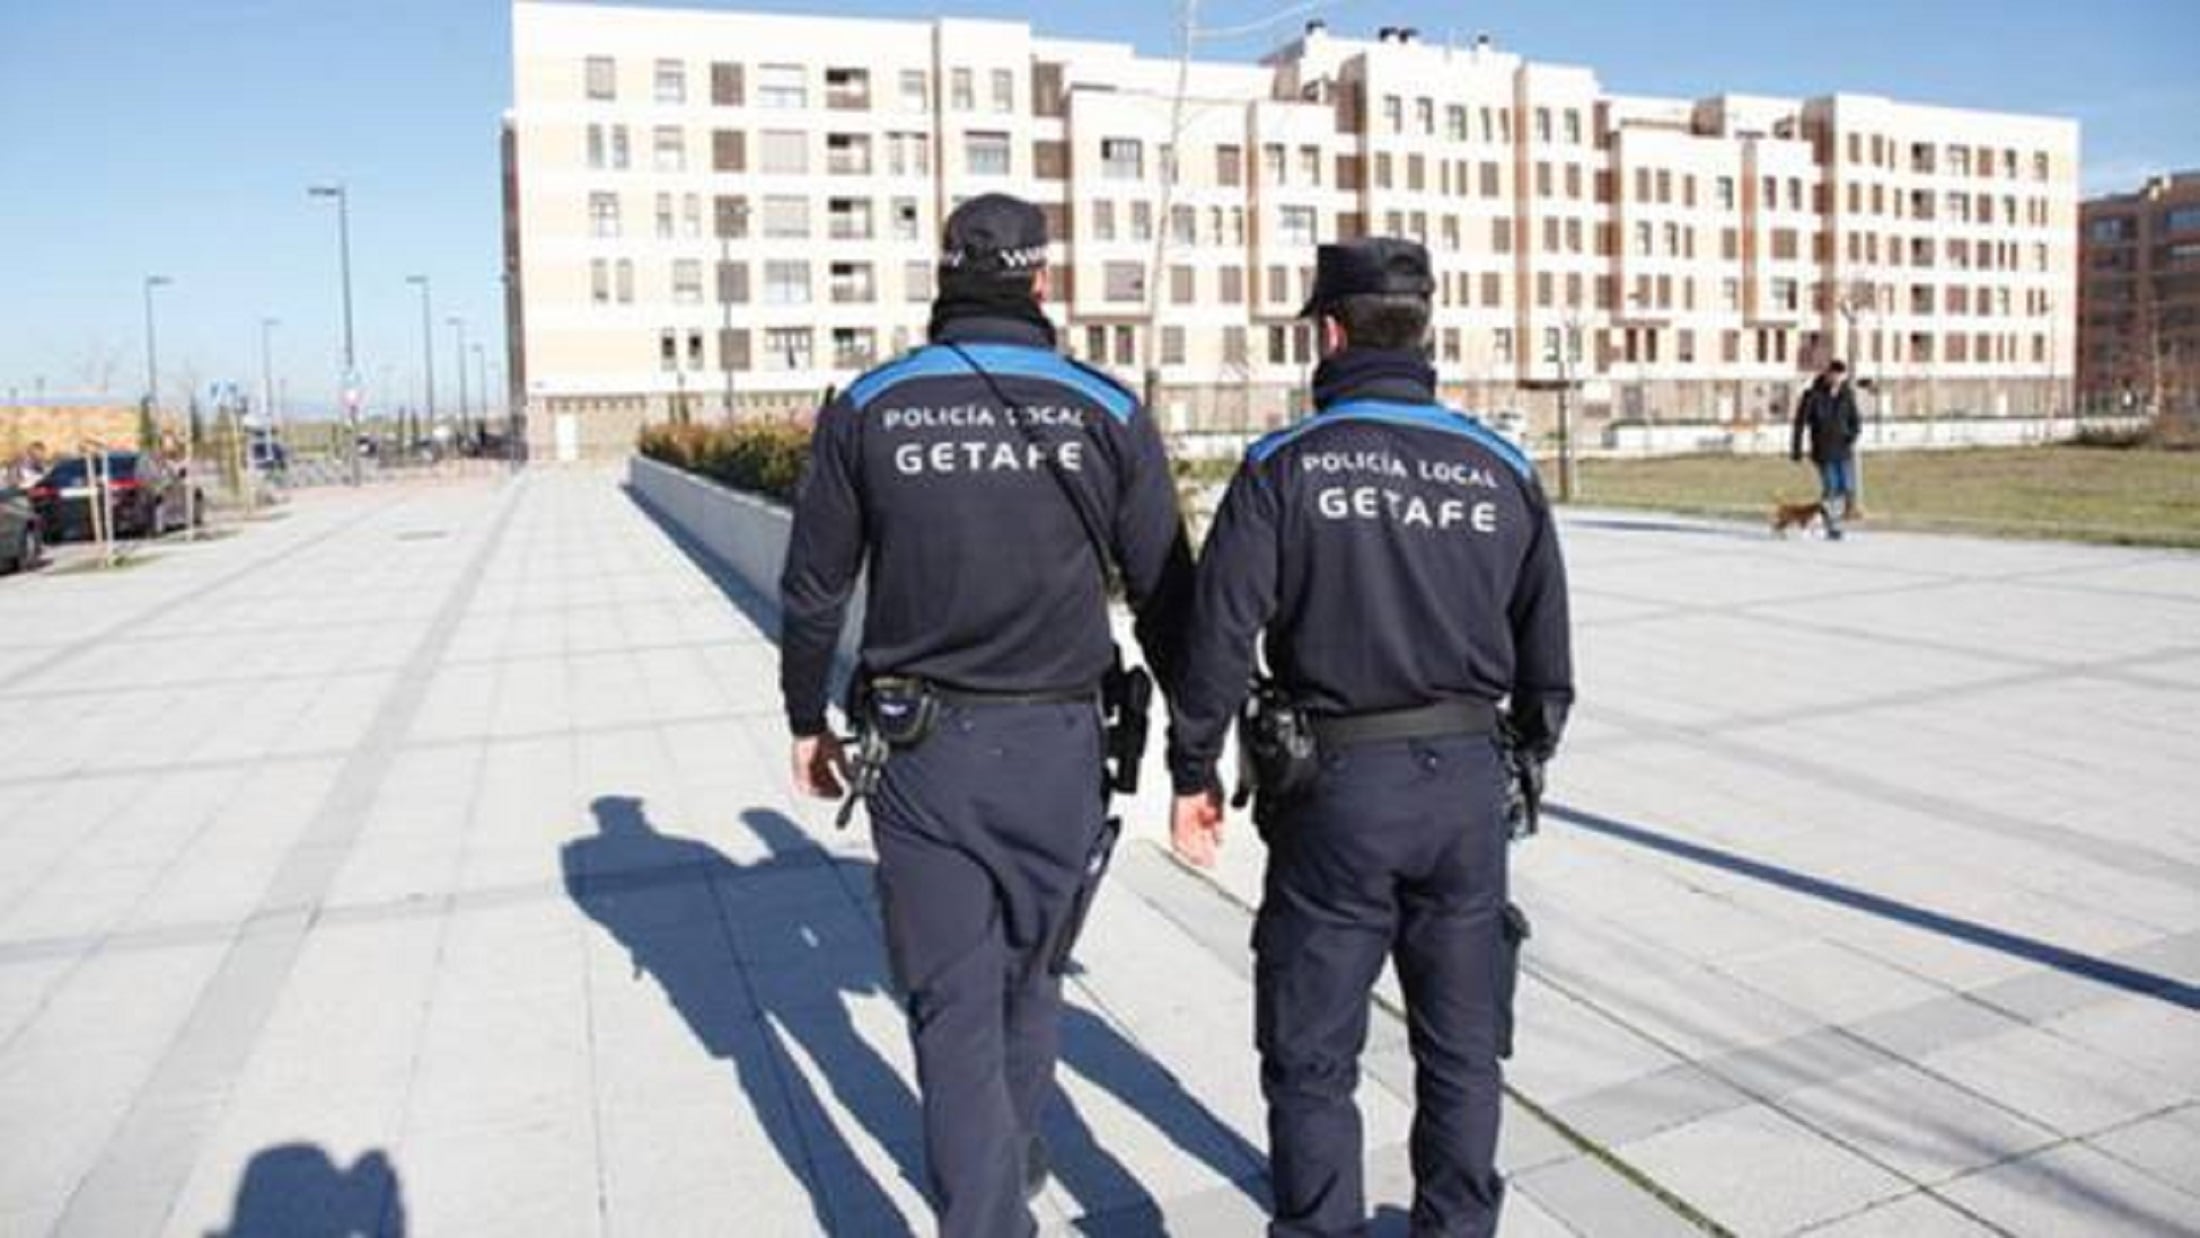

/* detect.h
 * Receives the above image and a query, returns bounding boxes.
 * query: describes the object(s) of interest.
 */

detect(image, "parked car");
[0,484,40,574]
[29,453,198,541]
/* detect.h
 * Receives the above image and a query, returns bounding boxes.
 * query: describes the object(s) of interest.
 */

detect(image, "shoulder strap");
[941,340,1118,582]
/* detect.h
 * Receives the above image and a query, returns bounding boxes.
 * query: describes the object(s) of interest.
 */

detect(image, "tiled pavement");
[1,470,2195,1236]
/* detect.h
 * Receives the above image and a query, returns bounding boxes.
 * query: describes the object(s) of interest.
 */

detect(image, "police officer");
[780,193,1192,1237]
[1167,238,1573,1237]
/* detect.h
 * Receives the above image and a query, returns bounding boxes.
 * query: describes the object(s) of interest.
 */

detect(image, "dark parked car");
[0,484,40,574]
[30,453,197,541]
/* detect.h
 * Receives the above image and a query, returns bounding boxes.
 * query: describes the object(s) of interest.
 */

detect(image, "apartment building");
[504,2,2080,460]
[2078,172,2200,417]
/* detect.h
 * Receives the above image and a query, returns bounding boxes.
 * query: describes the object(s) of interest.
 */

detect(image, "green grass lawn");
[1572,447,2200,548]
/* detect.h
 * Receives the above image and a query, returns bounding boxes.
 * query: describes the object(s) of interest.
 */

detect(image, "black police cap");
[1299,237,1436,318]
[939,193,1049,276]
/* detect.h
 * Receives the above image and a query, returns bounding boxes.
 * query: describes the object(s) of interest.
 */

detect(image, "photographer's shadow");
[562,797,1264,1233]
[202,1143,403,1237]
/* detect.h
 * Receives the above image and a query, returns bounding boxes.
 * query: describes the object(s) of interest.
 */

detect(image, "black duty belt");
[931,683,1100,709]
[1310,699,1498,748]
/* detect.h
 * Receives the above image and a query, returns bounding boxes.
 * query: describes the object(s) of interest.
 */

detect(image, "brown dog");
[1770,498,1825,536]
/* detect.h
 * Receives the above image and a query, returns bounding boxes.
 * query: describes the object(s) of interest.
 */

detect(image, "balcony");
[825,69,871,111]
[826,135,873,176]
[829,264,876,304]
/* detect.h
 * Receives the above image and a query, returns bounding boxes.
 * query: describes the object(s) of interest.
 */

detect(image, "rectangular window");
[1279,205,1318,247]
[1534,107,1551,143]
[585,56,616,101]
[712,129,745,172]
[653,126,685,172]
[1223,327,1247,366]
[1169,265,1193,304]
[1300,145,1321,185]
[905,261,934,302]
[1491,217,1512,253]
[720,328,750,371]
[1161,326,1185,366]
[1493,328,1513,365]
[757,64,805,108]
[829,262,875,304]
[654,59,685,104]
[1216,145,1243,186]
[1564,109,1582,144]
[764,327,811,371]
[589,258,608,304]
[951,68,973,110]
[826,132,871,175]
[717,260,748,304]
[1479,162,1500,197]
[892,197,919,241]
[900,69,927,110]
[1446,105,1467,141]
[1263,143,1286,186]
[610,125,629,169]
[833,327,877,368]
[966,131,1010,176]
[760,130,806,174]
[1092,200,1116,242]
[714,194,748,238]
[589,191,620,238]
[825,67,870,110]
[989,68,1013,112]
[1384,95,1403,133]
[711,62,743,106]
[654,192,674,239]
[672,259,703,304]
[761,195,809,238]
[1102,138,1143,180]
[615,259,633,303]
[1219,266,1244,304]
[827,197,872,240]
[586,124,605,169]
[763,260,811,304]
[1104,262,1145,303]
[1129,201,1152,241]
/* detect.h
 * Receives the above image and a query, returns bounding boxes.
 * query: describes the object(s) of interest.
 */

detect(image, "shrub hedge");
[638,420,813,504]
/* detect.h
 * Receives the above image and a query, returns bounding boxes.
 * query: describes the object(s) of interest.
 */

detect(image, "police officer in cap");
[781,192,1193,1236]
[1167,237,1573,1236]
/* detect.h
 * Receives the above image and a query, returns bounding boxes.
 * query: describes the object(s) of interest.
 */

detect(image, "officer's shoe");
[1024,1134,1051,1201]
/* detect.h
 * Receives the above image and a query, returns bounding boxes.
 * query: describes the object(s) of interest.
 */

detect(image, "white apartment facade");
[503,2,2080,460]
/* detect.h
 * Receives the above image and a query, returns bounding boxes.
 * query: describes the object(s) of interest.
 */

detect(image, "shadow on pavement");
[1549,803,2200,1014]
[562,796,1266,1233]
[201,1143,404,1237]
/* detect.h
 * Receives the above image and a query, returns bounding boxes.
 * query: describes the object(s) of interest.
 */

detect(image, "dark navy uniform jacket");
[780,315,1192,738]
[1167,349,1574,794]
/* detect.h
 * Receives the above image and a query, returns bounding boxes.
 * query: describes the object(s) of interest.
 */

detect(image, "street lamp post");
[309,182,359,484]
[471,341,488,446]
[407,276,436,454]
[448,316,469,452]
[260,317,280,441]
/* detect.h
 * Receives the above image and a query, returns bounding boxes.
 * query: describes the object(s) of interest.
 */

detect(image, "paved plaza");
[0,469,2195,1236]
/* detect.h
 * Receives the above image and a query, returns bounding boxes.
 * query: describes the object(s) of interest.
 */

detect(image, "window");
[905,261,934,302]
[1534,107,1551,143]
[990,68,1013,112]
[659,329,678,372]
[833,327,876,367]
[764,327,812,371]
[1161,327,1185,366]
[1116,326,1138,367]
[1384,95,1403,133]
[829,262,874,303]
[892,197,919,241]
[1220,266,1244,304]
[615,259,633,303]
[1632,221,1651,256]
[761,195,809,238]
[610,125,629,169]
[1479,162,1500,197]
[886,132,929,177]
[587,124,605,169]
[1102,138,1143,180]
[717,261,748,304]
[951,68,973,110]
[1092,200,1116,242]
[654,59,685,104]
[1720,278,1739,311]
[1129,201,1152,241]
[1564,109,1582,145]
[825,67,870,110]
[1493,328,1513,365]
[758,64,805,108]
[1216,145,1243,186]
[1103,262,1145,302]
[654,192,674,239]
[966,131,1010,175]
[589,259,608,304]
[827,197,872,240]
[710,62,742,106]
[1266,264,1288,302]
[760,130,806,174]
[1279,206,1318,247]
[2167,206,2200,234]
[653,126,685,172]
[1446,105,1468,141]
[826,132,871,175]
[1222,327,1247,366]
[714,195,748,238]
[711,129,745,172]
[672,260,703,304]
[1300,145,1321,185]
[900,69,927,110]
[1771,278,1798,312]
[1169,265,1193,303]
[589,192,620,238]
[1263,143,1285,186]
[763,260,811,304]
[1492,217,1513,253]
[585,56,616,101]
[1416,98,1434,135]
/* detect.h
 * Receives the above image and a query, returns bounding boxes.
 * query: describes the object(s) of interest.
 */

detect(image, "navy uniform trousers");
[1256,732,1512,1238]
[871,700,1108,1238]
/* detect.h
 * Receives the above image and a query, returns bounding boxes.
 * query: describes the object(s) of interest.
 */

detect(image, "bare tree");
[71,335,129,397]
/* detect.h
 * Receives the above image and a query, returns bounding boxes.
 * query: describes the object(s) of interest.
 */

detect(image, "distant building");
[2078,172,2200,418]
[504,1,2081,461]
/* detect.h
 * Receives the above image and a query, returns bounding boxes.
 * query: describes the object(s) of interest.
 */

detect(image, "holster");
[1048,815,1122,975]
[1496,902,1531,1059]
[1499,719,1546,841]
[1233,677,1318,826]
[1100,650,1153,797]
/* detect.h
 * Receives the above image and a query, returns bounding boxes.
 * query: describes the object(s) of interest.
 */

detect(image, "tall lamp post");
[471,341,489,446]
[406,275,437,454]
[447,316,469,452]
[260,315,281,448]
[142,275,172,446]
[308,182,359,484]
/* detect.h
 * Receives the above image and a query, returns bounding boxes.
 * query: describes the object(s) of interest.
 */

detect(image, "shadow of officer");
[201,1143,404,1237]
[561,795,924,1233]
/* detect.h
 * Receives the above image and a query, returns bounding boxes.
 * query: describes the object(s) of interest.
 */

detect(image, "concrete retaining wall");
[1603,415,2152,457]
[625,454,863,666]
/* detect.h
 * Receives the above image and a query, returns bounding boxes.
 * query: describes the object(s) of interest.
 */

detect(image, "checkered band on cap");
[940,244,1048,271]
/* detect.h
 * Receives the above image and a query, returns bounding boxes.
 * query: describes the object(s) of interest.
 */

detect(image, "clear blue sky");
[3,0,2194,415]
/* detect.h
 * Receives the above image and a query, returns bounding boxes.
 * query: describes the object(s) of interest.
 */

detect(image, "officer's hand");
[1172,789,1225,868]
[793,734,848,799]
